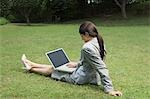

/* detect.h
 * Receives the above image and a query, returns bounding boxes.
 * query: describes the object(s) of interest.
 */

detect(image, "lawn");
[0,16,150,99]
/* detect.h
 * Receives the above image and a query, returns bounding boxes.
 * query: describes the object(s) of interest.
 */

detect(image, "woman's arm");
[66,62,78,68]
[82,48,122,96]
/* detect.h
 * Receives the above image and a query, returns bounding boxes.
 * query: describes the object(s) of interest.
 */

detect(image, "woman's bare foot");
[21,54,32,71]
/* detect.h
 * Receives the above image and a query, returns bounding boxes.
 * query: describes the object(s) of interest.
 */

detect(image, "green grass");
[0,16,150,99]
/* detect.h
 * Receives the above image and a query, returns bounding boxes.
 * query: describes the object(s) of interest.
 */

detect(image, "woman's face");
[80,34,93,43]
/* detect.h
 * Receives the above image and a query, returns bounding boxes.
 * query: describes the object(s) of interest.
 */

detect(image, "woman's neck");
[84,37,94,42]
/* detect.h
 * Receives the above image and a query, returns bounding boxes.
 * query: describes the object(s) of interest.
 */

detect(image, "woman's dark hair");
[79,21,106,60]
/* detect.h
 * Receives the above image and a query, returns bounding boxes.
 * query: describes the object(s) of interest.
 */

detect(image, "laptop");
[45,48,77,73]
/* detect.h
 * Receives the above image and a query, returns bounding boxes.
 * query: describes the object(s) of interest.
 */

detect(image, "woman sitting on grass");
[21,21,122,96]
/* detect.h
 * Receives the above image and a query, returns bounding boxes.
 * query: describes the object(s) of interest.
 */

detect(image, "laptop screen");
[46,49,69,68]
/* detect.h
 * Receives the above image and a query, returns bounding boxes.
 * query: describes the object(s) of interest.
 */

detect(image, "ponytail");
[96,34,106,60]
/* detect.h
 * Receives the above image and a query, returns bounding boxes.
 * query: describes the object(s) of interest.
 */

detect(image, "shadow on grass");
[52,78,104,93]
[13,16,149,27]
[13,23,50,26]
[22,70,104,93]
[85,84,104,92]
[62,16,149,27]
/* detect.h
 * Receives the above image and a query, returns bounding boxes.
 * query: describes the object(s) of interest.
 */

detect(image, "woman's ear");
[85,32,89,37]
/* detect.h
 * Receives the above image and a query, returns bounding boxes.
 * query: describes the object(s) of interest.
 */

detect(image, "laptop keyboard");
[56,65,76,73]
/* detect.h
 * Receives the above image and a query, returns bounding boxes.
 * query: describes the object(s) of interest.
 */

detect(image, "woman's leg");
[25,59,51,68]
[31,67,54,75]
[22,55,54,76]
[26,59,54,75]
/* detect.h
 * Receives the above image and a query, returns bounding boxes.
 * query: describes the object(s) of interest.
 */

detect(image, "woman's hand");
[66,62,78,68]
[108,90,122,96]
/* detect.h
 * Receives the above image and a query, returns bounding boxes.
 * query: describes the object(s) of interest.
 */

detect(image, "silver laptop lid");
[46,48,70,68]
